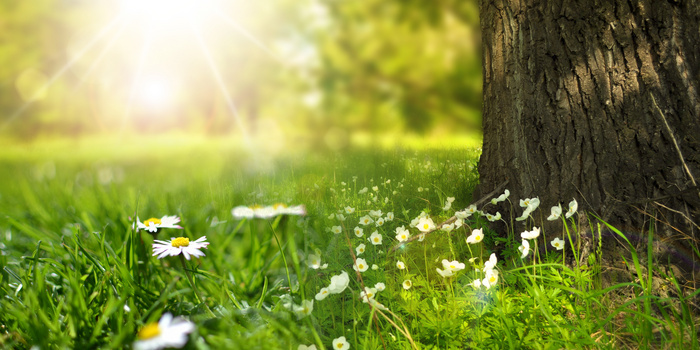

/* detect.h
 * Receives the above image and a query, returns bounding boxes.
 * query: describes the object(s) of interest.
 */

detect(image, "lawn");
[0,137,696,349]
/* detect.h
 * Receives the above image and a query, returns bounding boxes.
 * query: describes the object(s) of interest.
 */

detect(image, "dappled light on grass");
[0,142,697,349]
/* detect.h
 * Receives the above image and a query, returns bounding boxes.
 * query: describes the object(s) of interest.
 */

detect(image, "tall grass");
[0,140,697,349]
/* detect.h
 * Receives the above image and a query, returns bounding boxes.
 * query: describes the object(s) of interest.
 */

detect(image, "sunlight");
[119,0,214,24]
[3,0,279,145]
[135,75,175,110]
[190,23,251,146]
[122,27,154,129]
[3,14,125,129]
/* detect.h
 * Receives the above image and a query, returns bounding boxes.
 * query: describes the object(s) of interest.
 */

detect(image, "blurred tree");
[302,0,482,139]
[0,0,484,142]
[0,0,72,136]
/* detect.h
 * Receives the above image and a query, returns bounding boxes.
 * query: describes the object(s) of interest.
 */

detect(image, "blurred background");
[0,0,482,152]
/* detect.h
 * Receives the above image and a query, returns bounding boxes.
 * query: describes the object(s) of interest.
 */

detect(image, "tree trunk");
[476,0,700,270]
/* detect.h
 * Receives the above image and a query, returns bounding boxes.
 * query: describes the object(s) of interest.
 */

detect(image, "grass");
[0,137,697,349]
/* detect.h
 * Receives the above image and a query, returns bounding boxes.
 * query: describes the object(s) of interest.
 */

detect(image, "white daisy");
[518,239,530,259]
[482,269,499,289]
[416,217,436,233]
[486,212,501,222]
[353,226,364,237]
[282,204,306,216]
[375,217,385,227]
[521,227,541,240]
[436,259,465,277]
[565,199,578,219]
[332,336,350,350]
[315,287,330,301]
[307,254,327,270]
[547,204,562,221]
[253,205,277,219]
[436,267,454,277]
[395,226,410,242]
[369,209,383,218]
[328,271,349,294]
[293,299,314,319]
[137,216,182,233]
[353,258,369,272]
[550,237,565,250]
[490,189,510,205]
[360,287,378,303]
[466,228,484,244]
[358,215,374,226]
[483,253,497,271]
[232,206,256,219]
[368,231,383,245]
[152,236,209,260]
[134,313,194,350]
[441,223,455,233]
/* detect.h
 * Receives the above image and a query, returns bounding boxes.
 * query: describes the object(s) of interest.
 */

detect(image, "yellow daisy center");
[171,237,190,248]
[374,238,379,242]
[337,343,344,349]
[450,265,456,269]
[143,218,162,226]
[358,264,365,269]
[273,203,287,210]
[423,224,429,230]
[137,322,161,340]
[555,243,560,247]
[476,235,481,240]
[489,276,496,283]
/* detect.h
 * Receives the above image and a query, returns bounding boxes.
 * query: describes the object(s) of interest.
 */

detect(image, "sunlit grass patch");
[0,140,697,349]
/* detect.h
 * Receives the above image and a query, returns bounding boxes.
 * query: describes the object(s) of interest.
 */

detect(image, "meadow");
[0,138,697,349]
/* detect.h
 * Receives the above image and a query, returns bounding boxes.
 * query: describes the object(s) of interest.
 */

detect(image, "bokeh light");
[1,0,483,151]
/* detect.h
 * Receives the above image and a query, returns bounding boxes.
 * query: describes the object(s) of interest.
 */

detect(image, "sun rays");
[3,0,283,145]
[3,13,125,129]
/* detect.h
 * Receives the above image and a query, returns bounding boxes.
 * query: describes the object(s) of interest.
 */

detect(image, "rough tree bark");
[475,0,700,271]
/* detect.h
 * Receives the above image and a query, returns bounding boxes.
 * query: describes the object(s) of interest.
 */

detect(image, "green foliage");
[0,140,698,349]
[0,0,481,144]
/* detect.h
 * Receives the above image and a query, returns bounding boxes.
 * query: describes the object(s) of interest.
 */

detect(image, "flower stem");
[179,255,215,317]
